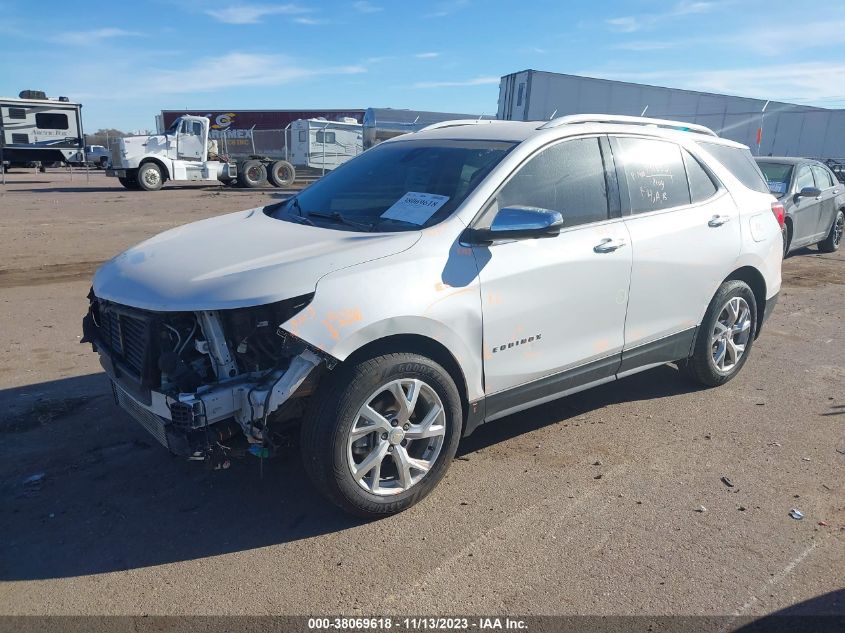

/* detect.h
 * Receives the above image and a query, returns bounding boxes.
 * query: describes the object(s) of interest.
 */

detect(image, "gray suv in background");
[756,157,845,255]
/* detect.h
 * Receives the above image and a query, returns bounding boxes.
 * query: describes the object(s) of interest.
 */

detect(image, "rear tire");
[136,163,163,191]
[237,160,266,188]
[268,160,295,188]
[684,280,757,388]
[301,353,462,518]
[818,209,844,253]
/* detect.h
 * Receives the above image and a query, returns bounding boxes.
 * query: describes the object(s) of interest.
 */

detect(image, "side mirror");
[463,206,563,244]
[796,186,822,200]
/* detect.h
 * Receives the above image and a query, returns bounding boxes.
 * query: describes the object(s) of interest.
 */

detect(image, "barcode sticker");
[381,192,450,225]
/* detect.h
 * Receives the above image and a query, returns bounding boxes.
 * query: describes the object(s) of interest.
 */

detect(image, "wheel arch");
[343,333,471,429]
[139,157,170,181]
[724,266,767,339]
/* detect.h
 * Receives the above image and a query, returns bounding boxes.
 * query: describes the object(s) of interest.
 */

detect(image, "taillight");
[771,201,785,228]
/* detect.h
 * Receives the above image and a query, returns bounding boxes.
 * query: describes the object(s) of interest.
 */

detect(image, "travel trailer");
[287,117,363,171]
[0,90,83,169]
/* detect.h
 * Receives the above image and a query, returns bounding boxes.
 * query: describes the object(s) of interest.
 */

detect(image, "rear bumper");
[761,291,779,329]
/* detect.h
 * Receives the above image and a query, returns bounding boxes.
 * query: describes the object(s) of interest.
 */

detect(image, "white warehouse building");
[497,70,845,160]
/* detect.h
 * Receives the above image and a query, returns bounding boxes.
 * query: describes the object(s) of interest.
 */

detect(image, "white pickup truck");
[106,115,295,191]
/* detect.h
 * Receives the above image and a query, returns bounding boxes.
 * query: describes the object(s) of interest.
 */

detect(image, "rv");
[362,108,494,149]
[0,90,83,169]
[287,117,362,171]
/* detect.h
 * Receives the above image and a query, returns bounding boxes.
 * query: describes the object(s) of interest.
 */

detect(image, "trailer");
[287,117,362,171]
[106,115,295,191]
[362,108,494,149]
[0,90,83,171]
[497,69,845,159]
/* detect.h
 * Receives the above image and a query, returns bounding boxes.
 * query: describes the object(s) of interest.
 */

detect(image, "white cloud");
[352,1,382,13]
[67,52,365,99]
[606,1,717,33]
[673,1,715,15]
[205,3,310,24]
[425,0,469,18]
[616,19,845,56]
[51,28,142,46]
[613,40,682,51]
[412,76,499,89]
[414,52,440,59]
[606,17,641,33]
[582,63,845,105]
[150,53,364,93]
[294,16,325,25]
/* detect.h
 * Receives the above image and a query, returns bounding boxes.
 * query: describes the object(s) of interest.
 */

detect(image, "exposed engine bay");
[81,289,334,463]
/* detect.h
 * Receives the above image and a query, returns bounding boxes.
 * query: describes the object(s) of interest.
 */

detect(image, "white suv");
[83,115,783,517]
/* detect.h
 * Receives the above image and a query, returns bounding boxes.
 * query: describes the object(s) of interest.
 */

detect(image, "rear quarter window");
[698,142,769,194]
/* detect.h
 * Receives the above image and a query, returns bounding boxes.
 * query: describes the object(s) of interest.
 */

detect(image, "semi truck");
[106,115,296,191]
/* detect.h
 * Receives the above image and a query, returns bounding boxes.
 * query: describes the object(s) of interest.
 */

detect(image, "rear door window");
[683,150,718,203]
[613,137,691,213]
[698,142,769,194]
[811,165,833,189]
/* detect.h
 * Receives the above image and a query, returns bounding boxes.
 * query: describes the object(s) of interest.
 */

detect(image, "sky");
[2,0,844,132]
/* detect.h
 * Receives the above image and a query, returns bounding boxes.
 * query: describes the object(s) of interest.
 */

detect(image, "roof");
[0,96,81,106]
[404,116,747,147]
[755,156,813,165]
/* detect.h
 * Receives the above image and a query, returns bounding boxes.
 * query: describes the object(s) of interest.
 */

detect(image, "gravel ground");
[0,171,843,619]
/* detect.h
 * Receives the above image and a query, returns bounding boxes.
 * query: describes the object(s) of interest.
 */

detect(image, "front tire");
[684,280,757,387]
[137,163,163,191]
[818,209,844,253]
[301,353,462,518]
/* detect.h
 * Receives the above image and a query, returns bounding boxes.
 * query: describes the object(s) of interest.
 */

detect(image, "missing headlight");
[220,294,315,373]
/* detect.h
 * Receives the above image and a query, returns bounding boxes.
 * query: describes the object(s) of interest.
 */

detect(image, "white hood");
[93,208,420,311]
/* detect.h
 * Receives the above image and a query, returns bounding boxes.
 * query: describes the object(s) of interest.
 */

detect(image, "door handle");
[708,215,732,227]
[593,238,627,253]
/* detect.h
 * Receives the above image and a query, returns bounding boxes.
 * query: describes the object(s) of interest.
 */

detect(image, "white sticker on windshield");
[767,180,787,195]
[381,192,450,225]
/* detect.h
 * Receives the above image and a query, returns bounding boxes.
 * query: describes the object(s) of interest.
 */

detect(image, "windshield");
[757,162,793,196]
[165,119,181,135]
[267,139,516,232]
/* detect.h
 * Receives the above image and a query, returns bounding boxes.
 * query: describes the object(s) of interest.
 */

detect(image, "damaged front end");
[81,289,334,463]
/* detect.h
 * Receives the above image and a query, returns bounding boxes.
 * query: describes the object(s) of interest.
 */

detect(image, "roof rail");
[417,119,496,132]
[537,114,718,137]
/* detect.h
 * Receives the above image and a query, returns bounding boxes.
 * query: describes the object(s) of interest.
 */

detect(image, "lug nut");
[381,433,388,440]
[403,423,410,431]
[387,446,394,453]
[401,439,408,447]
[391,419,399,427]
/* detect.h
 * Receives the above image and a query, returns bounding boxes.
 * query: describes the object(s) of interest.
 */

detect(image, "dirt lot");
[0,171,843,620]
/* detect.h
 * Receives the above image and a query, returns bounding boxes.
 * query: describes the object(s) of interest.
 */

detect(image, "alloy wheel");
[835,212,844,247]
[710,296,752,373]
[347,378,446,496]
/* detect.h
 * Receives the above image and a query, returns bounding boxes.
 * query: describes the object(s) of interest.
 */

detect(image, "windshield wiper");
[281,197,315,226]
[308,211,374,232]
